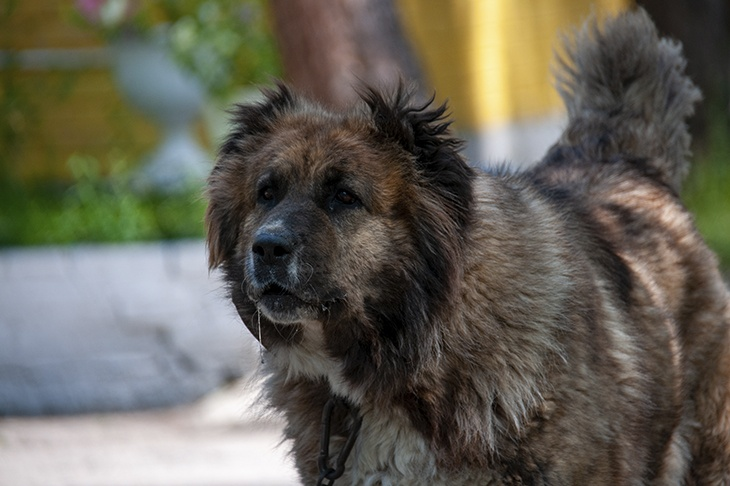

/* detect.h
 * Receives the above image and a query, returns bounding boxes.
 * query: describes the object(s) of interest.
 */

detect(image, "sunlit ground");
[0,379,299,486]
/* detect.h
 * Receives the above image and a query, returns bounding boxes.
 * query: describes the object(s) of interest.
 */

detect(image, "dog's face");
[206,85,474,360]
[228,115,415,326]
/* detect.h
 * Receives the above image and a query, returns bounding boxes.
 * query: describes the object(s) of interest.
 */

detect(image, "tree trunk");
[269,0,423,109]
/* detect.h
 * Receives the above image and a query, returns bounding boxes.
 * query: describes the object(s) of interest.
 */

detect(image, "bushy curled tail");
[554,8,701,192]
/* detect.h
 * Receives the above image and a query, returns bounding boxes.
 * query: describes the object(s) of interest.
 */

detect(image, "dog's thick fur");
[206,9,730,485]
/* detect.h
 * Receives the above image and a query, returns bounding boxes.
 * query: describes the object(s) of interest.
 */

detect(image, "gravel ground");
[0,381,299,486]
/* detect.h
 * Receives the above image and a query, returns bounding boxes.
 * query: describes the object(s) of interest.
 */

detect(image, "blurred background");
[0,0,728,484]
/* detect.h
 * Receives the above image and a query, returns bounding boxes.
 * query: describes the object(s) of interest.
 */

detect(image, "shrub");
[0,154,207,246]
[683,118,730,270]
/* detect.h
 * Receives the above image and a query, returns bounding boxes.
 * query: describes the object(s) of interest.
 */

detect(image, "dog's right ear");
[206,83,297,269]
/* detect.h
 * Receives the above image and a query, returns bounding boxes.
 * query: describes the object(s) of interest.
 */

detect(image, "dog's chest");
[339,408,499,486]
[273,325,366,403]
[273,327,504,483]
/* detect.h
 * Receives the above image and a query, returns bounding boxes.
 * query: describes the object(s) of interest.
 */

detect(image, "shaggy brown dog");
[206,9,730,485]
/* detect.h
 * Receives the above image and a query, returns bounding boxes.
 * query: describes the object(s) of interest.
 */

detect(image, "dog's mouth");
[252,282,344,325]
[255,283,318,324]
[262,283,294,298]
[259,283,305,306]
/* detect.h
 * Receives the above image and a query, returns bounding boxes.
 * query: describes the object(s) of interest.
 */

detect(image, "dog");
[206,9,730,485]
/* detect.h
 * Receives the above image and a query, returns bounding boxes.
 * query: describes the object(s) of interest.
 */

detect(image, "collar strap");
[317,396,363,486]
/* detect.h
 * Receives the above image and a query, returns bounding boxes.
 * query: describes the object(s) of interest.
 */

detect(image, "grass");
[0,154,207,246]
[683,119,730,270]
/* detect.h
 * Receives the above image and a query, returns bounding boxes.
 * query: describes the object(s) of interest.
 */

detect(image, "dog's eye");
[259,186,276,202]
[335,189,358,206]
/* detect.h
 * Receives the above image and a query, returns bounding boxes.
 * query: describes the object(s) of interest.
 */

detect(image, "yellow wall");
[397,0,629,129]
[1,0,159,180]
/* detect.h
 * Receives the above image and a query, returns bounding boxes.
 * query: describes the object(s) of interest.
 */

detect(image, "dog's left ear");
[219,83,296,158]
[206,83,298,269]
[362,85,475,228]
[205,179,238,270]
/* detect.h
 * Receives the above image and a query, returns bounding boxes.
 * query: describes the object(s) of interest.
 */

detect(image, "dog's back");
[529,8,730,483]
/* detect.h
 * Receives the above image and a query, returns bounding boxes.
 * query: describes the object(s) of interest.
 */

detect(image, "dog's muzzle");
[248,228,307,322]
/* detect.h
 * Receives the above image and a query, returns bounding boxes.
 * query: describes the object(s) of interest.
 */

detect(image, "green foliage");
[683,118,730,270]
[163,0,280,99]
[0,154,207,247]
[70,0,281,100]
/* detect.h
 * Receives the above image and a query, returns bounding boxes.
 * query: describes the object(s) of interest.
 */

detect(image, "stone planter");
[0,240,256,415]
[110,33,210,191]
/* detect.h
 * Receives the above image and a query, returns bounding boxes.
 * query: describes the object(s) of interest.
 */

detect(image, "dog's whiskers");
[302,262,315,286]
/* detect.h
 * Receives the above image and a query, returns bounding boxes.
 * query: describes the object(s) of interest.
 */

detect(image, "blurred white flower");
[98,0,131,28]
[75,0,136,29]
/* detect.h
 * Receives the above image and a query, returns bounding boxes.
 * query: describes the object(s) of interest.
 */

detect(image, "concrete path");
[0,240,257,414]
[0,380,300,486]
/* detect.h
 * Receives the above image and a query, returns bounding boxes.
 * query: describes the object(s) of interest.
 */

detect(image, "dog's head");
[206,84,474,369]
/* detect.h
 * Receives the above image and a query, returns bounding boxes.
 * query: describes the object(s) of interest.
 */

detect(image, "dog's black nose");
[252,233,293,265]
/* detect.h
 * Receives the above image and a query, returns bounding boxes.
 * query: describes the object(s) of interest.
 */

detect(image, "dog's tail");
[554,8,701,192]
